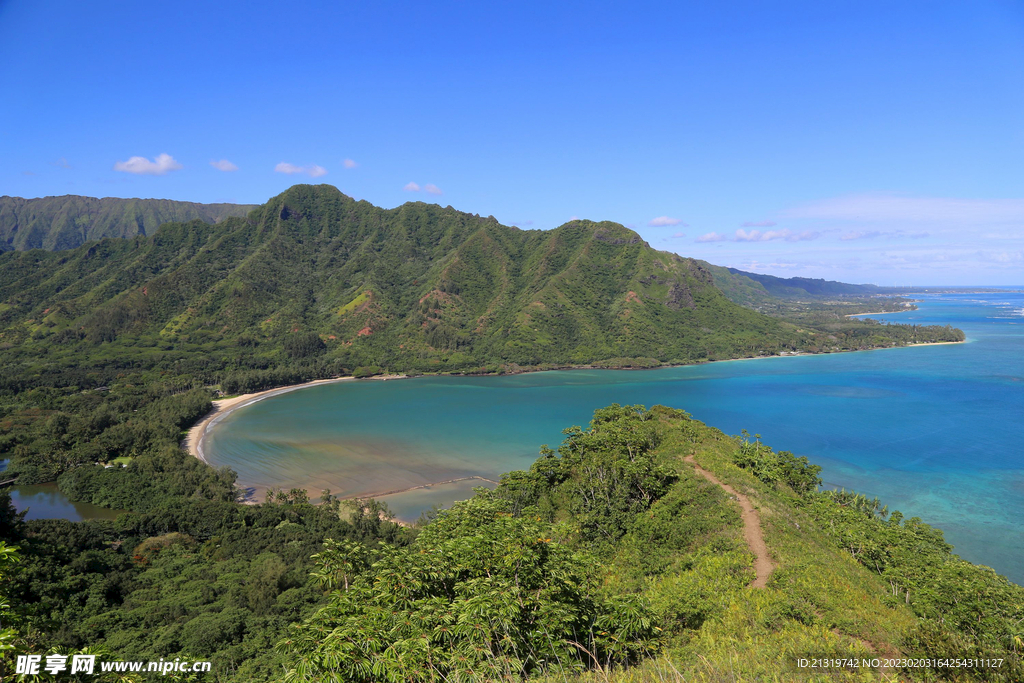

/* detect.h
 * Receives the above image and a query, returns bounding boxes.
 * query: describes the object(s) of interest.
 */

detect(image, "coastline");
[183,374,407,463]
[846,309,911,317]
[184,339,965,473]
[706,339,964,364]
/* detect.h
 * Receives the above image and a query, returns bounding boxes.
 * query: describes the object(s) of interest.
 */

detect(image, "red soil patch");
[357,326,373,337]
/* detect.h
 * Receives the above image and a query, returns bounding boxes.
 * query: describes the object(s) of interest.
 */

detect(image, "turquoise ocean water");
[206,292,1024,583]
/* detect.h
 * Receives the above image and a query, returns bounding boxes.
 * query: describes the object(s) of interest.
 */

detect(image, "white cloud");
[649,216,687,227]
[840,230,883,241]
[741,220,776,227]
[403,182,421,192]
[114,153,182,175]
[696,232,728,243]
[210,159,238,172]
[671,231,686,238]
[785,193,1024,224]
[275,162,326,177]
[990,250,1023,263]
[52,157,71,169]
[343,158,358,169]
[424,183,443,196]
[734,228,820,243]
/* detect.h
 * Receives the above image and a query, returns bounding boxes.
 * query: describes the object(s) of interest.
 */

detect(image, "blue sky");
[1,0,1022,285]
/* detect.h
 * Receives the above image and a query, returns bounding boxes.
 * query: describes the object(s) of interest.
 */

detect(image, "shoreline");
[183,374,408,464]
[183,340,966,499]
[360,475,500,500]
[846,310,912,317]
[704,339,964,365]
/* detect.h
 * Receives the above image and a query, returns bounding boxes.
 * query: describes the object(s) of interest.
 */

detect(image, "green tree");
[278,495,658,682]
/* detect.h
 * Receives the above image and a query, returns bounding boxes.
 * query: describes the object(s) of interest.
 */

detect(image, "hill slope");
[726,266,884,297]
[697,260,889,307]
[0,194,256,252]
[0,185,811,379]
[276,405,1023,682]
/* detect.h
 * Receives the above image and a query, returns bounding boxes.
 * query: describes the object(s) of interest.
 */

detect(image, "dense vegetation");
[0,489,408,681]
[7,406,1017,681]
[0,185,803,377]
[0,185,960,379]
[0,195,255,252]
[700,260,965,350]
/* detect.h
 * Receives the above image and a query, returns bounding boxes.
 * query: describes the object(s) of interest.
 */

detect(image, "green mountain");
[0,184,818,379]
[725,267,885,297]
[0,194,256,252]
[698,260,889,308]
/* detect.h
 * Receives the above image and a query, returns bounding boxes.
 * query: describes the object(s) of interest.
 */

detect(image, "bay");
[206,291,1024,582]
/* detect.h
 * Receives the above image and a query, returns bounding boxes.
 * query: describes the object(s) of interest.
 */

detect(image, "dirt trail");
[685,454,775,588]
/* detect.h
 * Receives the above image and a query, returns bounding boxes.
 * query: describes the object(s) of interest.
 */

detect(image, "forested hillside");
[3,406,1020,682]
[708,264,889,300]
[0,195,255,252]
[0,185,960,382]
[0,185,812,380]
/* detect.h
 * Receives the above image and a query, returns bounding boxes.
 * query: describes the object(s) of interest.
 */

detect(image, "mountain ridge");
[0,185,962,396]
[0,185,813,378]
[1,191,919,304]
[0,194,257,252]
